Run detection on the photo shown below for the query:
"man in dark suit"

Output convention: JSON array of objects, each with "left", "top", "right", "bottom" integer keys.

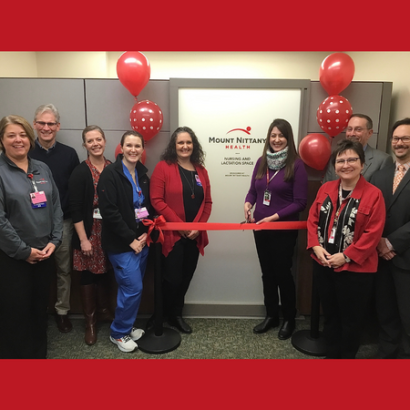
[
  {"left": 323, "top": 114, "right": 393, "bottom": 182},
  {"left": 370, "top": 118, "right": 410, "bottom": 358}
]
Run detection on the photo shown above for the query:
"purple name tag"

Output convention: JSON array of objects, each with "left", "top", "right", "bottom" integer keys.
[{"left": 135, "top": 207, "right": 149, "bottom": 220}]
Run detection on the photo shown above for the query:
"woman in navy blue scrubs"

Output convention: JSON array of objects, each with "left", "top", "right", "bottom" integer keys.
[{"left": 98, "top": 131, "right": 153, "bottom": 353}]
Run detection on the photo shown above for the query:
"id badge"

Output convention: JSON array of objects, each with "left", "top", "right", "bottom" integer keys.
[
  {"left": 328, "top": 226, "right": 336, "bottom": 244},
  {"left": 135, "top": 207, "right": 149, "bottom": 220},
  {"left": 195, "top": 175, "right": 202, "bottom": 186},
  {"left": 93, "top": 208, "right": 102, "bottom": 219},
  {"left": 30, "top": 191, "right": 47, "bottom": 209},
  {"left": 263, "top": 190, "right": 271, "bottom": 206}
]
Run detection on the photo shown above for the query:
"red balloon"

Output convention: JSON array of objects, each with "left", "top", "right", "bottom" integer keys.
[
  {"left": 319, "top": 53, "right": 355, "bottom": 95},
  {"left": 316, "top": 95, "right": 353, "bottom": 138},
  {"left": 116, "top": 51, "right": 151, "bottom": 97},
  {"left": 130, "top": 100, "right": 163, "bottom": 141},
  {"left": 299, "top": 133, "right": 331, "bottom": 170},
  {"left": 114, "top": 143, "right": 146, "bottom": 164}
]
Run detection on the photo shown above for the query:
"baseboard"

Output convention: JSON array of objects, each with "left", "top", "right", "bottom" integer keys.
[
  {"left": 66, "top": 304, "right": 306, "bottom": 320},
  {"left": 179, "top": 304, "right": 305, "bottom": 320}
]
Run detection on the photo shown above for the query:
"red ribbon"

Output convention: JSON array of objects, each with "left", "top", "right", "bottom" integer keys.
[
  {"left": 142, "top": 218, "right": 307, "bottom": 246},
  {"left": 141, "top": 215, "right": 166, "bottom": 246},
  {"left": 159, "top": 221, "right": 307, "bottom": 231}
]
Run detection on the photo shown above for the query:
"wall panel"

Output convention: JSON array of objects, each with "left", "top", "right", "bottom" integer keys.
[{"left": 0, "top": 77, "right": 392, "bottom": 316}]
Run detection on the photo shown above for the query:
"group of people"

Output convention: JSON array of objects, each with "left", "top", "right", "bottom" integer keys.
[
  {"left": 0, "top": 105, "right": 212, "bottom": 358},
  {"left": 245, "top": 113, "right": 410, "bottom": 359},
  {"left": 307, "top": 114, "right": 410, "bottom": 359},
  {"left": 0, "top": 104, "right": 409, "bottom": 360}
]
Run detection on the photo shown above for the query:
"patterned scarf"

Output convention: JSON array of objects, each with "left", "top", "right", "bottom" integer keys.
[{"left": 266, "top": 146, "right": 288, "bottom": 170}]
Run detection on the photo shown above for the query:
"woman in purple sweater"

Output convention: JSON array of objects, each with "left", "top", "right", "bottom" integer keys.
[{"left": 244, "top": 118, "right": 308, "bottom": 340}]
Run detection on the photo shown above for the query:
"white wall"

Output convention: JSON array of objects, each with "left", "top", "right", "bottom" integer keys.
[
  {"left": 0, "top": 52, "right": 38, "bottom": 77},
  {"left": 36, "top": 52, "right": 109, "bottom": 78},
  {"left": 1, "top": 51, "right": 408, "bottom": 124},
  {"left": 108, "top": 52, "right": 330, "bottom": 80}
]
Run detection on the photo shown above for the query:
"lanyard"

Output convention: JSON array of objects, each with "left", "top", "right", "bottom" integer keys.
[
  {"left": 266, "top": 168, "right": 279, "bottom": 188},
  {"left": 333, "top": 185, "right": 352, "bottom": 223},
  {"left": 122, "top": 162, "right": 143, "bottom": 207},
  {"left": 134, "top": 180, "right": 142, "bottom": 208},
  {"left": 27, "top": 173, "right": 38, "bottom": 193}
]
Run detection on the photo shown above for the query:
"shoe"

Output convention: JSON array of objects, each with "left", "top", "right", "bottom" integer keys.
[
  {"left": 168, "top": 316, "right": 192, "bottom": 334},
  {"left": 55, "top": 314, "right": 73, "bottom": 333},
  {"left": 110, "top": 335, "right": 137, "bottom": 352},
  {"left": 278, "top": 320, "right": 295, "bottom": 340},
  {"left": 253, "top": 317, "right": 280, "bottom": 334},
  {"left": 130, "top": 327, "right": 145, "bottom": 341},
  {"left": 81, "top": 284, "right": 97, "bottom": 345}
]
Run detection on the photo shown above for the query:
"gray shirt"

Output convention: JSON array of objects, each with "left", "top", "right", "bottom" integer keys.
[{"left": 0, "top": 152, "right": 63, "bottom": 260}]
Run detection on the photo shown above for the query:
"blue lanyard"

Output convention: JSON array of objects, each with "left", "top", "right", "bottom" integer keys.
[{"left": 122, "top": 162, "right": 144, "bottom": 208}]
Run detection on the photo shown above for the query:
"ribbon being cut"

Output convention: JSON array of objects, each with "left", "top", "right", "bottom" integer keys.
[{"left": 142, "top": 215, "right": 307, "bottom": 246}]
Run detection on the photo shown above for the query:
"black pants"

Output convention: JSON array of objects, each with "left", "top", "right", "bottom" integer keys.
[
  {"left": 314, "top": 260, "right": 374, "bottom": 359},
  {"left": 0, "top": 250, "right": 54, "bottom": 359},
  {"left": 375, "top": 259, "right": 410, "bottom": 359},
  {"left": 253, "top": 229, "right": 298, "bottom": 321},
  {"left": 162, "top": 237, "right": 199, "bottom": 318}
]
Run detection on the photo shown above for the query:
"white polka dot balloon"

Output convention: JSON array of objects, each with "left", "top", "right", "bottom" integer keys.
[
  {"left": 129, "top": 99, "right": 164, "bottom": 141},
  {"left": 316, "top": 95, "right": 353, "bottom": 137}
]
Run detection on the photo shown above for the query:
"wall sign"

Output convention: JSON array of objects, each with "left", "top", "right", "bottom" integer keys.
[{"left": 170, "top": 79, "right": 310, "bottom": 306}]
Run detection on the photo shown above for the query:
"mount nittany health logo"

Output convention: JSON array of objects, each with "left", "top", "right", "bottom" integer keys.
[
  {"left": 227, "top": 126, "right": 252, "bottom": 135},
  {"left": 207, "top": 126, "right": 265, "bottom": 150}
]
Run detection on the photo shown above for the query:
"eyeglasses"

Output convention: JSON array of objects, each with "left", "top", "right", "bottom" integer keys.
[
  {"left": 35, "top": 121, "right": 58, "bottom": 128},
  {"left": 335, "top": 157, "right": 360, "bottom": 165},
  {"left": 391, "top": 136, "right": 410, "bottom": 144}
]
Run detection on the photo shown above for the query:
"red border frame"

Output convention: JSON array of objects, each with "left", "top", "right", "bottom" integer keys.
[{"left": 2, "top": 0, "right": 409, "bottom": 406}]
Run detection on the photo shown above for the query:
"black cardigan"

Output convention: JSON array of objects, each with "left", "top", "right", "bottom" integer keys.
[
  {"left": 97, "top": 156, "right": 153, "bottom": 253},
  {"left": 68, "top": 159, "right": 111, "bottom": 250},
  {"left": 30, "top": 141, "right": 80, "bottom": 219}
]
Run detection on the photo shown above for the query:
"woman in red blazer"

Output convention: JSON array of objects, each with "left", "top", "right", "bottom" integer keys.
[
  {"left": 150, "top": 126, "right": 212, "bottom": 333},
  {"left": 307, "top": 139, "right": 386, "bottom": 358}
]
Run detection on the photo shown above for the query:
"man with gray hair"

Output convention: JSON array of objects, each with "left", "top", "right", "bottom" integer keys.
[
  {"left": 322, "top": 113, "right": 393, "bottom": 183},
  {"left": 29, "top": 104, "right": 80, "bottom": 333}
]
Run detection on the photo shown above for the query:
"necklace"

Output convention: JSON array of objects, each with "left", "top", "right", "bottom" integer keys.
[
  {"left": 339, "top": 184, "right": 353, "bottom": 203},
  {"left": 179, "top": 165, "right": 195, "bottom": 199}
]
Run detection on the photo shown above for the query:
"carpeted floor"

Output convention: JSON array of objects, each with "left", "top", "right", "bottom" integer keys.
[{"left": 46, "top": 315, "right": 378, "bottom": 359}]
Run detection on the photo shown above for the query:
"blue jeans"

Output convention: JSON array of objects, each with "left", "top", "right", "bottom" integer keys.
[{"left": 108, "top": 247, "right": 149, "bottom": 339}]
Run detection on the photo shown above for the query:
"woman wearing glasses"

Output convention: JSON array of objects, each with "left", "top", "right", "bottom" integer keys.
[
  {"left": 307, "top": 139, "right": 386, "bottom": 358},
  {"left": 244, "top": 118, "right": 308, "bottom": 340}
]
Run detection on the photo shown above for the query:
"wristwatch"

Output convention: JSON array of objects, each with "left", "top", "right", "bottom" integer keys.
[{"left": 343, "top": 253, "right": 351, "bottom": 263}]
